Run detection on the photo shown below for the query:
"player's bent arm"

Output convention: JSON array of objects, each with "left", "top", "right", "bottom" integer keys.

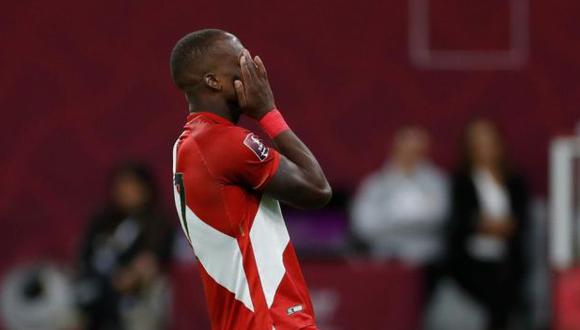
[
  {"left": 233, "top": 50, "right": 331, "bottom": 207},
  {"left": 264, "top": 130, "right": 332, "bottom": 209}
]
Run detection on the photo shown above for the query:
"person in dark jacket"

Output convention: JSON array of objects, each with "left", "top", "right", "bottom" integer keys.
[
  {"left": 77, "top": 161, "right": 174, "bottom": 330},
  {"left": 446, "top": 119, "right": 529, "bottom": 330}
]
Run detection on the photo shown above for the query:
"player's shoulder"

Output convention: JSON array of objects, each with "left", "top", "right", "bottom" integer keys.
[
  {"left": 195, "top": 123, "right": 250, "bottom": 149},
  {"left": 189, "top": 122, "right": 270, "bottom": 163},
  {"left": 180, "top": 120, "right": 241, "bottom": 149},
  {"left": 214, "top": 126, "right": 271, "bottom": 162}
]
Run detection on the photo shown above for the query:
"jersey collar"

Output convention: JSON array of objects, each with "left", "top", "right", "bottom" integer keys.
[{"left": 187, "top": 112, "right": 234, "bottom": 126}]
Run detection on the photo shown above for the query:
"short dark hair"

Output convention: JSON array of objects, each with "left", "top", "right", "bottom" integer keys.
[{"left": 170, "top": 29, "right": 228, "bottom": 90}]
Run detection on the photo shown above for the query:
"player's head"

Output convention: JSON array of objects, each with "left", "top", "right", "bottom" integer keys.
[{"left": 170, "top": 29, "right": 244, "bottom": 108}]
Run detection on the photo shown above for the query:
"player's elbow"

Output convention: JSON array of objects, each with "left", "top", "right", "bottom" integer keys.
[
  {"left": 318, "top": 182, "right": 333, "bottom": 206},
  {"left": 302, "top": 181, "right": 332, "bottom": 209}
]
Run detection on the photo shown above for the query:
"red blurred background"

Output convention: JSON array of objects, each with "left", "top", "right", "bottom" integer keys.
[{"left": 1, "top": 0, "right": 579, "bottom": 328}]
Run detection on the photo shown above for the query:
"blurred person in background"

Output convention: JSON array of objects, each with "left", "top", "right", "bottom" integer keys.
[
  {"left": 1, "top": 264, "right": 80, "bottom": 330},
  {"left": 76, "top": 162, "right": 174, "bottom": 330},
  {"left": 446, "top": 119, "right": 529, "bottom": 330},
  {"left": 351, "top": 126, "right": 449, "bottom": 304}
]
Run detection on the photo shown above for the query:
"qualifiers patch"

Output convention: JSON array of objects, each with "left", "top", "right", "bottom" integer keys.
[{"left": 243, "top": 133, "right": 269, "bottom": 161}]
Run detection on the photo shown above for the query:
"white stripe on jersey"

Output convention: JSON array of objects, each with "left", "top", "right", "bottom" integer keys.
[{"left": 250, "top": 196, "right": 290, "bottom": 308}]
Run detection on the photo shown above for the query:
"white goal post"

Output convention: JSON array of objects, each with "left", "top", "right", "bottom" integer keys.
[{"left": 549, "top": 136, "right": 580, "bottom": 270}]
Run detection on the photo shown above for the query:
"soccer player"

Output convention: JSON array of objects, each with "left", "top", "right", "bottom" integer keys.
[{"left": 169, "top": 29, "right": 332, "bottom": 330}]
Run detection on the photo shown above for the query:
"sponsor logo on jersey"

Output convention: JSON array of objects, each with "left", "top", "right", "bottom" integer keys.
[
  {"left": 243, "top": 133, "right": 269, "bottom": 161},
  {"left": 286, "top": 304, "right": 304, "bottom": 315}
]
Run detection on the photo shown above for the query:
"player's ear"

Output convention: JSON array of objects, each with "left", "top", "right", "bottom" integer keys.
[{"left": 203, "top": 73, "right": 222, "bottom": 91}]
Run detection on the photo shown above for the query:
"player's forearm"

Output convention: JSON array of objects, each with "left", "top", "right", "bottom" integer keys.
[{"left": 272, "top": 130, "right": 332, "bottom": 205}]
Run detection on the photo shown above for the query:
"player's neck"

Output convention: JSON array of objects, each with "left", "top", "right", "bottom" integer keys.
[{"left": 188, "top": 98, "right": 240, "bottom": 124}]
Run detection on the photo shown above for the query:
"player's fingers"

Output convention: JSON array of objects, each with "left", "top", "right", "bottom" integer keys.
[
  {"left": 234, "top": 80, "right": 247, "bottom": 106},
  {"left": 254, "top": 56, "right": 268, "bottom": 78},
  {"left": 243, "top": 49, "right": 258, "bottom": 79},
  {"left": 239, "top": 53, "right": 253, "bottom": 86}
]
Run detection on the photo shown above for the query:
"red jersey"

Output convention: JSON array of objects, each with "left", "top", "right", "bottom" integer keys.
[{"left": 172, "top": 112, "right": 317, "bottom": 330}]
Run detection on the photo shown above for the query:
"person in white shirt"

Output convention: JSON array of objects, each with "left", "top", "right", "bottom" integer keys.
[{"left": 351, "top": 126, "right": 449, "bottom": 300}]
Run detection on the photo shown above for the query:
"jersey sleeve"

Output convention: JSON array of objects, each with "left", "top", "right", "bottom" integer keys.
[{"left": 205, "top": 127, "right": 281, "bottom": 190}]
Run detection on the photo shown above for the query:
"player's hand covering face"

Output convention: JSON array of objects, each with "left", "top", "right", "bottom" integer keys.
[{"left": 234, "top": 49, "right": 276, "bottom": 119}]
